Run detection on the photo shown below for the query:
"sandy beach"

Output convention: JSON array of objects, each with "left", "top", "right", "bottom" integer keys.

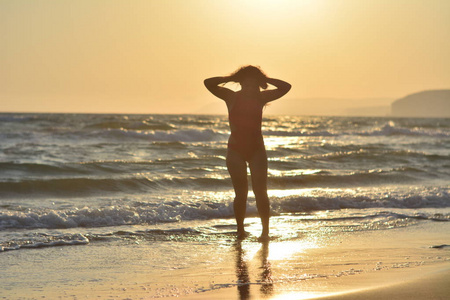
[
  {"left": 317, "top": 265, "right": 450, "bottom": 300},
  {"left": 189, "top": 263, "right": 450, "bottom": 300},
  {"left": 2, "top": 217, "right": 449, "bottom": 300}
]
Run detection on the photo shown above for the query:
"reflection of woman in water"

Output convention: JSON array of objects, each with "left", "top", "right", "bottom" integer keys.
[
  {"left": 204, "top": 66, "right": 291, "bottom": 239},
  {"left": 234, "top": 240, "right": 273, "bottom": 299}
]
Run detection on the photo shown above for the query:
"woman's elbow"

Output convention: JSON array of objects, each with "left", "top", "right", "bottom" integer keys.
[
  {"left": 283, "top": 83, "right": 292, "bottom": 94},
  {"left": 204, "top": 78, "right": 216, "bottom": 90}
]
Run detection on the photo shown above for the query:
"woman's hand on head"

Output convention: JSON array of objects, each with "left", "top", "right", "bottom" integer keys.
[
  {"left": 261, "top": 78, "right": 291, "bottom": 103},
  {"left": 204, "top": 76, "right": 235, "bottom": 102}
]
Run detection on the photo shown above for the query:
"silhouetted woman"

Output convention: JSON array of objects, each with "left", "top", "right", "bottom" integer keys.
[{"left": 204, "top": 66, "right": 291, "bottom": 239}]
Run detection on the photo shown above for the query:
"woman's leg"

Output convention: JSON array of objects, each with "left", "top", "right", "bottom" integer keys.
[
  {"left": 226, "top": 148, "right": 249, "bottom": 238},
  {"left": 249, "top": 148, "right": 270, "bottom": 238}
]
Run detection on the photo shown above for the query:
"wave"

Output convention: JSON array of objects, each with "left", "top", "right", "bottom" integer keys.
[
  {"left": 273, "top": 194, "right": 450, "bottom": 212},
  {"left": 263, "top": 130, "right": 337, "bottom": 137},
  {"left": 276, "top": 186, "right": 450, "bottom": 212},
  {"left": 47, "top": 120, "right": 450, "bottom": 143},
  {"left": 0, "top": 201, "right": 234, "bottom": 230},
  {"left": 0, "top": 166, "right": 433, "bottom": 198},
  {"left": 1, "top": 187, "right": 448, "bottom": 231},
  {"left": 303, "top": 149, "right": 450, "bottom": 165},
  {"left": 85, "top": 120, "right": 175, "bottom": 131},
  {"left": 269, "top": 168, "right": 426, "bottom": 188},
  {"left": 263, "top": 121, "right": 450, "bottom": 138},
  {"left": 0, "top": 175, "right": 232, "bottom": 197},
  {"left": 100, "top": 128, "right": 229, "bottom": 142},
  {"left": 358, "top": 122, "right": 450, "bottom": 137},
  {"left": 0, "top": 233, "right": 89, "bottom": 252},
  {"left": 3, "top": 116, "right": 449, "bottom": 147},
  {"left": 103, "top": 123, "right": 449, "bottom": 140},
  {"left": 0, "top": 162, "right": 89, "bottom": 178},
  {"left": 0, "top": 114, "right": 30, "bottom": 122},
  {"left": 0, "top": 155, "right": 227, "bottom": 179}
]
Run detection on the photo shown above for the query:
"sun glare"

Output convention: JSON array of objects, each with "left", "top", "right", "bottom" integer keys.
[
  {"left": 240, "top": 0, "right": 316, "bottom": 13},
  {"left": 227, "top": 0, "right": 320, "bottom": 27}
]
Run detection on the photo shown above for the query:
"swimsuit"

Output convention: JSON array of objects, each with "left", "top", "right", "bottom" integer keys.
[{"left": 228, "top": 93, "right": 265, "bottom": 162}]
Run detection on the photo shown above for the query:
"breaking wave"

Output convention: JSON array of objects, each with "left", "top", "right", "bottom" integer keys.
[{"left": 1, "top": 186, "right": 448, "bottom": 231}]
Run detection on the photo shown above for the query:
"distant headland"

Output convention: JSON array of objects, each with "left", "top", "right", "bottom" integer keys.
[{"left": 391, "top": 90, "right": 450, "bottom": 118}]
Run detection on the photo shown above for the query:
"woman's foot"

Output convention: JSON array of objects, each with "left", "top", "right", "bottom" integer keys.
[
  {"left": 237, "top": 230, "right": 250, "bottom": 240},
  {"left": 258, "top": 233, "right": 270, "bottom": 242}
]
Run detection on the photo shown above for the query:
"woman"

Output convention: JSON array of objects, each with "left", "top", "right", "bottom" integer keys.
[{"left": 204, "top": 66, "right": 291, "bottom": 240}]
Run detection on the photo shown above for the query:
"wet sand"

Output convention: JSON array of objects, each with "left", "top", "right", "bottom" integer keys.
[
  {"left": 1, "top": 219, "right": 449, "bottom": 299},
  {"left": 190, "top": 263, "right": 449, "bottom": 300}
]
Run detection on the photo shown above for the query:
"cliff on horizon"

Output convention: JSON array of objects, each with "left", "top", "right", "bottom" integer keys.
[{"left": 391, "top": 90, "right": 450, "bottom": 118}]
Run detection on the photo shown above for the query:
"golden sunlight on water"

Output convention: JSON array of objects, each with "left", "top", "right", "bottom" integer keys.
[
  {"left": 269, "top": 169, "right": 323, "bottom": 176},
  {"left": 267, "top": 188, "right": 344, "bottom": 198},
  {"left": 238, "top": 237, "right": 319, "bottom": 262},
  {"left": 263, "top": 137, "right": 305, "bottom": 151},
  {"left": 267, "top": 240, "right": 318, "bottom": 261},
  {"left": 270, "top": 291, "right": 335, "bottom": 300}
]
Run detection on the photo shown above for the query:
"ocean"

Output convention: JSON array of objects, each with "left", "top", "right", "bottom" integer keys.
[
  {"left": 1, "top": 113, "right": 449, "bottom": 298},
  {"left": 0, "top": 113, "right": 449, "bottom": 250}
]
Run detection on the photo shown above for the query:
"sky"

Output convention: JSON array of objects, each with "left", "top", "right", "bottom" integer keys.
[{"left": 1, "top": 0, "right": 449, "bottom": 114}]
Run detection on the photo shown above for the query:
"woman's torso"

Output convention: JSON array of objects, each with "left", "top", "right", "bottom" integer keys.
[{"left": 227, "top": 91, "right": 265, "bottom": 159}]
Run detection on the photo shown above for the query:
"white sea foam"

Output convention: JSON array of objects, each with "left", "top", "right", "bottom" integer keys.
[
  {"left": 0, "top": 233, "right": 89, "bottom": 252},
  {"left": 0, "top": 202, "right": 234, "bottom": 230},
  {"left": 1, "top": 186, "right": 448, "bottom": 230}
]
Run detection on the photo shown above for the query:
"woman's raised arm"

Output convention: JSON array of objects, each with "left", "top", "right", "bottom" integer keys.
[
  {"left": 204, "top": 76, "right": 235, "bottom": 102},
  {"left": 261, "top": 78, "right": 292, "bottom": 103}
]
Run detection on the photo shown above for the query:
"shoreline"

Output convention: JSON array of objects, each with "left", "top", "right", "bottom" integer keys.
[{"left": 1, "top": 220, "right": 449, "bottom": 299}]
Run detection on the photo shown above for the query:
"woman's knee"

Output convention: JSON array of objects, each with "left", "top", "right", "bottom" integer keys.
[
  {"left": 252, "top": 186, "right": 268, "bottom": 199},
  {"left": 255, "top": 194, "right": 269, "bottom": 205},
  {"left": 234, "top": 195, "right": 247, "bottom": 207},
  {"left": 254, "top": 184, "right": 269, "bottom": 197}
]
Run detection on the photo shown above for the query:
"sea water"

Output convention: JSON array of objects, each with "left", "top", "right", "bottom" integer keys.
[
  {"left": 1, "top": 113, "right": 450, "bottom": 298},
  {"left": 0, "top": 113, "right": 449, "bottom": 250}
]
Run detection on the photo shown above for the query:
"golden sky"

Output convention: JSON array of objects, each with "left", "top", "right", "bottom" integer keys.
[{"left": 1, "top": 0, "right": 449, "bottom": 114}]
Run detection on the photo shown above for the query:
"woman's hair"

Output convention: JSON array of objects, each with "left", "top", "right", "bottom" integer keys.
[{"left": 229, "top": 65, "right": 268, "bottom": 89}]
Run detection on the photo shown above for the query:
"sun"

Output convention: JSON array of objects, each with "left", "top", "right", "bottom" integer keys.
[
  {"left": 229, "top": 0, "right": 321, "bottom": 29},
  {"left": 239, "top": 0, "right": 317, "bottom": 15}
]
